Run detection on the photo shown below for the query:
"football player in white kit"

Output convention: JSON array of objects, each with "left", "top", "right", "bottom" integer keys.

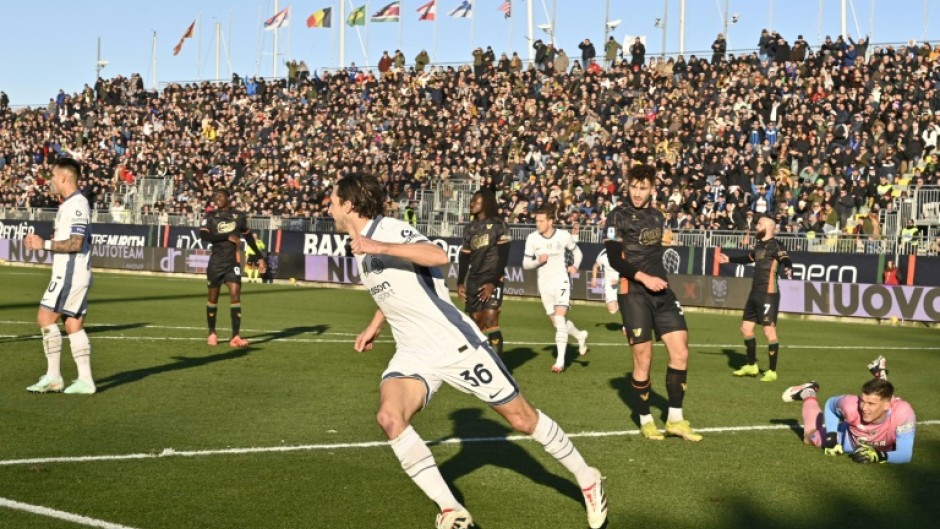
[
  {"left": 590, "top": 249, "right": 620, "bottom": 314},
  {"left": 23, "top": 158, "right": 96, "bottom": 394},
  {"left": 329, "top": 174, "right": 607, "bottom": 529},
  {"left": 523, "top": 209, "right": 589, "bottom": 373}
]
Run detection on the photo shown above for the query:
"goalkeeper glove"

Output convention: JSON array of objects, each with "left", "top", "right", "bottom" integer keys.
[
  {"left": 851, "top": 445, "right": 887, "bottom": 464},
  {"left": 823, "top": 432, "right": 843, "bottom": 456}
]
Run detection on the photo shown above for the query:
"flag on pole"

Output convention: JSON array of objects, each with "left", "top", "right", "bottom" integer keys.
[
  {"left": 172, "top": 20, "right": 196, "bottom": 56},
  {"left": 371, "top": 1, "right": 401, "bottom": 22},
  {"left": 264, "top": 6, "right": 291, "bottom": 31},
  {"left": 347, "top": 4, "right": 367, "bottom": 26},
  {"left": 306, "top": 7, "right": 332, "bottom": 28},
  {"left": 497, "top": 0, "right": 511, "bottom": 19},
  {"left": 417, "top": 0, "right": 436, "bottom": 21},
  {"left": 448, "top": 1, "right": 473, "bottom": 18}
]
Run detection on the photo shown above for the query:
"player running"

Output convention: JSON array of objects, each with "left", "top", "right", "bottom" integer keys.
[
  {"left": 457, "top": 189, "right": 511, "bottom": 355},
  {"left": 719, "top": 215, "right": 793, "bottom": 382},
  {"left": 523, "top": 207, "right": 589, "bottom": 373},
  {"left": 330, "top": 173, "right": 607, "bottom": 529},
  {"left": 200, "top": 189, "right": 266, "bottom": 347}
]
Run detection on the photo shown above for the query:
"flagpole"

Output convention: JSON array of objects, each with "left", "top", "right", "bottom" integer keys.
[
  {"left": 340, "top": 0, "right": 346, "bottom": 67},
  {"left": 527, "top": 0, "right": 534, "bottom": 63},
  {"left": 433, "top": 1, "right": 439, "bottom": 62},
  {"left": 366, "top": 0, "right": 370, "bottom": 66},
  {"left": 273, "top": 0, "right": 279, "bottom": 77},
  {"left": 256, "top": 5, "right": 263, "bottom": 76},
  {"left": 508, "top": 1, "right": 513, "bottom": 53},
  {"left": 215, "top": 22, "right": 221, "bottom": 82},
  {"left": 399, "top": 1, "right": 405, "bottom": 54},
  {"left": 470, "top": 0, "right": 476, "bottom": 50},
  {"left": 550, "top": 0, "right": 557, "bottom": 46},
  {"left": 228, "top": 11, "right": 234, "bottom": 78},
  {"left": 197, "top": 13, "right": 202, "bottom": 80},
  {"left": 151, "top": 31, "right": 158, "bottom": 90}
]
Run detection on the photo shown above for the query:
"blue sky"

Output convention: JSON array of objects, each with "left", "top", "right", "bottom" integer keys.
[{"left": 2, "top": 0, "right": 939, "bottom": 106}]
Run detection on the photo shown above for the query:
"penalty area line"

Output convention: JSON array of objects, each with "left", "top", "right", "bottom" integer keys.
[
  {"left": 1, "top": 420, "right": 938, "bottom": 468},
  {"left": 0, "top": 496, "right": 141, "bottom": 529}
]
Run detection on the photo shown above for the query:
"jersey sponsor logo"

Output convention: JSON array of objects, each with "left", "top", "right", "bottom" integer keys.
[
  {"left": 638, "top": 227, "right": 662, "bottom": 246},
  {"left": 400, "top": 229, "right": 421, "bottom": 243},
  {"left": 216, "top": 221, "right": 237, "bottom": 234},
  {"left": 368, "top": 281, "right": 395, "bottom": 301},
  {"left": 469, "top": 233, "right": 490, "bottom": 250}
]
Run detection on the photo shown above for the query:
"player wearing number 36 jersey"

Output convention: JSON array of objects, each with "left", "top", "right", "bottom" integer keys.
[{"left": 330, "top": 173, "right": 607, "bottom": 529}]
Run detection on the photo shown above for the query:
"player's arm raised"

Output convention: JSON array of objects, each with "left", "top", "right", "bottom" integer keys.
[{"left": 351, "top": 236, "right": 448, "bottom": 267}]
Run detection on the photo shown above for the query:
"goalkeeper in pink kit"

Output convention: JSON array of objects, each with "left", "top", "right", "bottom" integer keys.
[{"left": 782, "top": 356, "right": 916, "bottom": 464}]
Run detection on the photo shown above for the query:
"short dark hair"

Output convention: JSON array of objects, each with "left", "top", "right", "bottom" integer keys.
[
  {"left": 472, "top": 188, "right": 499, "bottom": 219},
  {"left": 534, "top": 205, "right": 556, "bottom": 219},
  {"left": 862, "top": 378, "right": 894, "bottom": 400},
  {"left": 53, "top": 158, "right": 82, "bottom": 180},
  {"left": 335, "top": 172, "right": 386, "bottom": 219},
  {"left": 628, "top": 164, "right": 656, "bottom": 186}
]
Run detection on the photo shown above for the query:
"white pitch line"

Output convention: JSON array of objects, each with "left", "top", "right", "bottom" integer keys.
[
  {"left": 2, "top": 333, "right": 939, "bottom": 351},
  {"left": 0, "top": 320, "right": 362, "bottom": 336},
  {"left": 0, "top": 497, "right": 141, "bottom": 529},
  {"left": 2, "top": 421, "right": 938, "bottom": 468}
]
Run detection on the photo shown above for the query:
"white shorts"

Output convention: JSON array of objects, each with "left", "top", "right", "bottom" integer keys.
[
  {"left": 382, "top": 344, "right": 519, "bottom": 407},
  {"left": 604, "top": 282, "right": 618, "bottom": 305},
  {"left": 40, "top": 271, "right": 91, "bottom": 317},
  {"left": 538, "top": 277, "right": 571, "bottom": 315}
]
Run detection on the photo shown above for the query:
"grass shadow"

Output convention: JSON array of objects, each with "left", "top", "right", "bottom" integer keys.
[
  {"left": 94, "top": 348, "right": 253, "bottom": 393},
  {"left": 501, "top": 347, "right": 538, "bottom": 373},
  {"left": 247, "top": 325, "right": 329, "bottom": 345},
  {"left": 434, "top": 408, "right": 584, "bottom": 509},
  {"left": 540, "top": 344, "right": 589, "bottom": 371},
  {"left": 769, "top": 418, "right": 804, "bottom": 441}
]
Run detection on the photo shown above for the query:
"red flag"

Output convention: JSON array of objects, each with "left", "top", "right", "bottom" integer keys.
[
  {"left": 416, "top": 0, "right": 436, "bottom": 21},
  {"left": 173, "top": 20, "right": 196, "bottom": 56}
]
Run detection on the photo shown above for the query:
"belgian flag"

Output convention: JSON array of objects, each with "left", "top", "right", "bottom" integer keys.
[{"left": 306, "top": 7, "right": 332, "bottom": 28}]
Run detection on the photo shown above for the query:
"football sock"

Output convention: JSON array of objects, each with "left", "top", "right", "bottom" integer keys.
[
  {"left": 666, "top": 367, "right": 687, "bottom": 409},
  {"left": 487, "top": 328, "right": 504, "bottom": 355},
  {"left": 565, "top": 319, "right": 582, "bottom": 337},
  {"left": 230, "top": 304, "right": 242, "bottom": 337},
  {"left": 631, "top": 377, "right": 652, "bottom": 416},
  {"left": 744, "top": 336, "right": 757, "bottom": 365},
  {"left": 667, "top": 407, "right": 684, "bottom": 423},
  {"left": 768, "top": 342, "right": 779, "bottom": 371},
  {"left": 207, "top": 303, "right": 218, "bottom": 333},
  {"left": 69, "top": 329, "right": 93, "bottom": 383},
  {"left": 390, "top": 426, "right": 461, "bottom": 511},
  {"left": 41, "top": 324, "right": 62, "bottom": 379},
  {"left": 801, "top": 396, "right": 823, "bottom": 447},
  {"left": 639, "top": 414, "right": 655, "bottom": 426},
  {"left": 553, "top": 315, "right": 568, "bottom": 368},
  {"left": 532, "top": 410, "right": 595, "bottom": 489}
]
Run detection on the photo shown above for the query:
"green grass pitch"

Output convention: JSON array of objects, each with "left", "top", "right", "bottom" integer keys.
[{"left": 0, "top": 266, "right": 938, "bottom": 529}]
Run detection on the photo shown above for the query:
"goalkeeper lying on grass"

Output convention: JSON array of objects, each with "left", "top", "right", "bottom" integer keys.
[{"left": 781, "top": 356, "right": 916, "bottom": 464}]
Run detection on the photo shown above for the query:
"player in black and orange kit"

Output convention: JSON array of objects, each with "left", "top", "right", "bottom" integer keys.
[
  {"left": 457, "top": 189, "right": 511, "bottom": 355},
  {"left": 200, "top": 189, "right": 266, "bottom": 348},
  {"left": 603, "top": 164, "right": 701, "bottom": 442},
  {"left": 719, "top": 215, "right": 793, "bottom": 381}
]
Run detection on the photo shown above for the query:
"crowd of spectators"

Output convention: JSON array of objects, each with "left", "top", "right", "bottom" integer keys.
[{"left": 2, "top": 29, "right": 940, "bottom": 239}]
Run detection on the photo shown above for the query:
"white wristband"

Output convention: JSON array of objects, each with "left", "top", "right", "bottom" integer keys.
[{"left": 43, "top": 240, "right": 52, "bottom": 251}]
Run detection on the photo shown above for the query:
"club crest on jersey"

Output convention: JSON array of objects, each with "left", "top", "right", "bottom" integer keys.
[
  {"left": 362, "top": 255, "right": 385, "bottom": 275},
  {"left": 400, "top": 229, "right": 420, "bottom": 243}
]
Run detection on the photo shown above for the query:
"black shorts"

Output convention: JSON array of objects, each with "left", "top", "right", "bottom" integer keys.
[
  {"left": 618, "top": 288, "right": 688, "bottom": 345},
  {"left": 247, "top": 254, "right": 262, "bottom": 266},
  {"left": 207, "top": 258, "right": 242, "bottom": 288},
  {"left": 465, "top": 279, "right": 504, "bottom": 314},
  {"left": 743, "top": 292, "right": 780, "bottom": 326}
]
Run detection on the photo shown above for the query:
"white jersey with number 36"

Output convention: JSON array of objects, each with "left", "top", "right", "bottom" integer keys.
[{"left": 358, "top": 216, "right": 486, "bottom": 366}]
